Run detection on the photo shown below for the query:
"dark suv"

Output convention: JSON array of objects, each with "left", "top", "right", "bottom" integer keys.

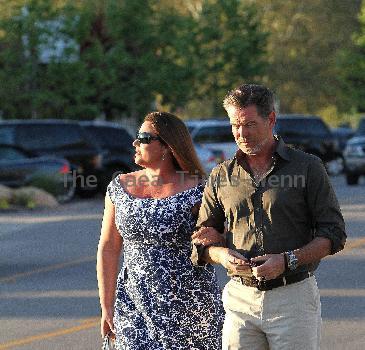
[
  {"left": 275, "top": 115, "right": 344, "bottom": 175},
  {"left": 79, "top": 121, "right": 138, "bottom": 190},
  {"left": 0, "top": 120, "right": 103, "bottom": 196}
]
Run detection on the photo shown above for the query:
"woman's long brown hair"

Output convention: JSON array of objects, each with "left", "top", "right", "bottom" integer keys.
[{"left": 144, "top": 112, "right": 206, "bottom": 178}]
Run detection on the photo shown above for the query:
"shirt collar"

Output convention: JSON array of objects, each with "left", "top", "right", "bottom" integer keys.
[{"left": 274, "top": 135, "right": 291, "bottom": 161}]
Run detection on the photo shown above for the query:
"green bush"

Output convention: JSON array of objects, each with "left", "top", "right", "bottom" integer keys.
[
  {"left": 0, "top": 198, "right": 10, "bottom": 209},
  {"left": 30, "top": 175, "right": 64, "bottom": 197},
  {"left": 12, "top": 192, "right": 36, "bottom": 209}
]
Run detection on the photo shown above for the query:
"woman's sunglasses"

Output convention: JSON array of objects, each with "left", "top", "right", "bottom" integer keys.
[{"left": 135, "top": 132, "right": 162, "bottom": 144}]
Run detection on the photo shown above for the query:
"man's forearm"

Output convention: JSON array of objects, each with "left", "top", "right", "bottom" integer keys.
[
  {"left": 202, "top": 246, "right": 225, "bottom": 264},
  {"left": 294, "top": 237, "right": 332, "bottom": 266}
]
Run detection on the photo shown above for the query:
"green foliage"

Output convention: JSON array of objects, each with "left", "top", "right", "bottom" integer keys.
[
  {"left": 194, "top": 0, "right": 268, "bottom": 114},
  {"left": 30, "top": 175, "right": 63, "bottom": 196},
  {"left": 0, "top": 0, "right": 267, "bottom": 120},
  {"left": 317, "top": 105, "right": 360, "bottom": 128},
  {"left": 336, "top": 1, "right": 365, "bottom": 114},
  {"left": 256, "top": 0, "right": 361, "bottom": 116},
  {"left": 0, "top": 198, "right": 10, "bottom": 209},
  {"left": 12, "top": 191, "right": 36, "bottom": 208}
]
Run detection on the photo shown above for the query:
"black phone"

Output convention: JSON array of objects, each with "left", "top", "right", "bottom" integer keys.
[{"left": 249, "top": 260, "right": 265, "bottom": 267}]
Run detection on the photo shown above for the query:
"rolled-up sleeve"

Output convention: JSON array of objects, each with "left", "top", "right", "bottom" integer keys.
[
  {"left": 191, "top": 167, "right": 226, "bottom": 266},
  {"left": 306, "top": 158, "right": 346, "bottom": 254}
]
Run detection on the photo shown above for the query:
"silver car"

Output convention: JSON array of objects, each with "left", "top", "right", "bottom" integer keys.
[
  {"left": 194, "top": 144, "right": 225, "bottom": 174},
  {"left": 187, "top": 119, "right": 237, "bottom": 159},
  {"left": 343, "top": 135, "right": 365, "bottom": 185}
]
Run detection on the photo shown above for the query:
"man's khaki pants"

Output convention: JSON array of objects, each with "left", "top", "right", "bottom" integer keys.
[{"left": 222, "top": 276, "right": 321, "bottom": 350}]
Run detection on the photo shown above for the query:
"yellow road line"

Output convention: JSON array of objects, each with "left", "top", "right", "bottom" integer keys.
[
  {"left": 0, "top": 235, "right": 364, "bottom": 348},
  {"left": 80, "top": 317, "right": 99, "bottom": 324},
  {"left": 320, "top": 288, "right": 365, "bottom": 297},
  {"left": 0, "top": 319, "right": 99, "bottom": 350},
  {"left": 344, "top": 237, "right": 365, "bottom": 251},
  {"left": 0, "top": 256, "right": 95, "bottom": 284}
]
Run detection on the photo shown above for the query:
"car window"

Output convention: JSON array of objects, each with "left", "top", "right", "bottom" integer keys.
[
  {"left": 0, "top": 146, "right": 27, "bottom": 160},
  {"left": 275, "top": 118, "right": 330, "bottom": 137},
  {"left": 194, "top": 126, "right": 234, "bottom": 143},
  {"left": 187, "top": 126, "right": 196, "bottom": 134},
  {"left": 0, "top": 126, "right": 16, "bottom": 145},
  {"left": 16, "top": 124, "right": 86, "bottom": 149},
  {"left": 84, "top": 126, "right": 133, "bottom": 148}
]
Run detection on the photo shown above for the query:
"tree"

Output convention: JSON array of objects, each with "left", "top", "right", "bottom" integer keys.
[
  {"left": 0, "top": 0, "right": 267, "bottom": 120},
  {"left": 255, "top": 0, "right": 361, "bottom": 114},
  {"left": 0, "top": 0, "right": 96, "bottom": 119},
  {"left": 194, "top": 0, "right": 268, "bottom": 115},
  {"left": 337, "top": 1, "right": 365, "bottom": 113}
]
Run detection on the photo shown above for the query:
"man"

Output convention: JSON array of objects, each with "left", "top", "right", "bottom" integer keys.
[{"left": 192, "top": 84, "right": 346, "bottom": 350}]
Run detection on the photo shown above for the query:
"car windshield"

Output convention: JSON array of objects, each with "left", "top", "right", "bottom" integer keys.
[
  {"left": 275, "top": 118, "right": 330, "bottom": 137},
  {"left": 84, "top": 126, "right": 133, "bottom": 148},
  {"left": 194, "top": 125, "right": 234, "bottom": 143},
  {"left": 187, "top": 125, "right": 196, "bottom": 134},
  {"left": 17, "top": 124, "right": 87, "bottom": 149}
]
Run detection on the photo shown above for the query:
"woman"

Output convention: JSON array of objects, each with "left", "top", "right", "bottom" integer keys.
[{"left": 97, "top": 112, "right": 224, "bottom": 350}]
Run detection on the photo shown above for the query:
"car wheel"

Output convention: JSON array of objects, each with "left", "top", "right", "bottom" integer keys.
[
  {"left": 325, "top": 157, "right": 344, "bottom": 176},
  {"left": 56, "top": 183, "right": 76, "bottom": 203},
  {"left": 76, "top": 178, "right": 99, "bottom": 198},
  {"left": 77, "top": 186, "right": 99, "bottom": 198},
  {"left": 100, "top": 167, "right": 130, "bottom": 192},
  {"left": 346, "top": 173, "right": 360, "bottom": 185}
]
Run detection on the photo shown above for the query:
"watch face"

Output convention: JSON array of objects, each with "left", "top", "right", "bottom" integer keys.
[{"left": 288, "top": 251, "right": 298, "bottom": 270}]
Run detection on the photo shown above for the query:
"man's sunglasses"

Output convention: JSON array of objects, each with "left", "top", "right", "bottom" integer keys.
[{"left": 135, "top": 132, "right": 162, "bottom": 144}]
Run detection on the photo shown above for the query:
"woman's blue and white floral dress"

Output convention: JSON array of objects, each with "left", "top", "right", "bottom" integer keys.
[{"left": 107, "top": 177, "right": 224, "bottom": 350}]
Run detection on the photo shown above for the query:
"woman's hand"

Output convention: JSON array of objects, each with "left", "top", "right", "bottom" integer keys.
[
  {"left": 218, "top": 248, "right": 251, "bottom": 276},
  {"left": 191, "top": 226, "right": 225, "bottom": 246},
  {"left": 100, "top": 306, "right": 116, "bottom": 338}
]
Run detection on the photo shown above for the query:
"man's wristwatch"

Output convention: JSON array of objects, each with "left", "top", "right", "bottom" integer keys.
[{"left": 284, "top": 250, "right": 298, "bottom": 271}]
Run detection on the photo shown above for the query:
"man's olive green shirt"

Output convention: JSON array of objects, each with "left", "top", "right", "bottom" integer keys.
[{"left": 193, "top": 138, "right": 346, "bottom": 276}]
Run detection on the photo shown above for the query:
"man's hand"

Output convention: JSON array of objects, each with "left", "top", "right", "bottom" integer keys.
[
  {"left": 250, "top": 254, "right": 285, "bottom": 280},
  {"left": 192, "top": 226, "right": 224, "bottom": 246},
  {"left": 217, "top": 248, "right": 251, "bottom": 277}
]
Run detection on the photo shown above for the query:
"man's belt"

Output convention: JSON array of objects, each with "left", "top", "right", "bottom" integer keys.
[{"left": 231, "top": 271, "right": 312, "bottom": 291}]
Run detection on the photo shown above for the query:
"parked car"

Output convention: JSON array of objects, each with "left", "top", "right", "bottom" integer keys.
[
  {"left": 186, "top": 119, "right": 237, "bottom": 158},
  {"left": 0, "top": 120, "right": 103, "bottom": 196},
  {"left": 331, "top": 125, "right": 355, "bottom": 152},
  {"left": 79, "top": 121, "right": 139, "bottom": 190},
  {"left": 194, "top": 144, "right": 225, "bottom": 174},
  {"left": 0, "top": 144, "right": 74, "bottom": 203},
  {"left": 343, "top": 118, "right": 365, "bottom": 185},
  {"left": 275, "top": 115, "right": 344, "bottom": 175},
  {"left": 355, "top": 117, "right": 365, "bottom": 135}
]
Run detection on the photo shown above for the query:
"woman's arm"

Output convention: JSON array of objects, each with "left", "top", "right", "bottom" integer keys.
[{"left": 96, "top": 194, "right": 123, "bottom": 337}]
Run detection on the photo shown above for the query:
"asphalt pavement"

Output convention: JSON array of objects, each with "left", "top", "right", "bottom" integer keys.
[{"left": 0, "top": 175, "right": 364, "bottom": 350}]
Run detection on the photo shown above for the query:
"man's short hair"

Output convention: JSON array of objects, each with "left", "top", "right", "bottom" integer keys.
[{"left": 223, "top": 84, "right": 275, "bottom": 119}]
